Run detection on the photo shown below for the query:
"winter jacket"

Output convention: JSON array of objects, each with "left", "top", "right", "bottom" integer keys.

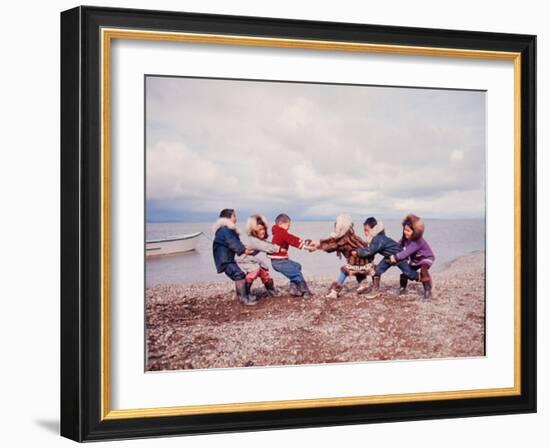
[
  {"left": 268, "top": 225, "right": 304, "bottom": 260},
  {"left": 356, "top": 222, "right": 401, "bottom": 259},
  {"left": 212, "top": 218, "right": 246, "bottom": 273},
  {"left": 395, "top": 237, "right": 435, "bottom": 266},
  {"left": 237, "top": 254, "right": 269, "bottom": 273},
  {"left": 395, "top": 214, "right": 435, "bottom": 266},
  {"left": 318, "top": 214, "right": 369, "bottom": 266},
  {"left": 237, "top": 236, "right": 280, "bottom": 273}
]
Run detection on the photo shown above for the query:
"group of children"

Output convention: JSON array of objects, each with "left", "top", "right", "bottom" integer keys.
[{"left": 212, "top": 209, "right": 435, "bottom": 306}]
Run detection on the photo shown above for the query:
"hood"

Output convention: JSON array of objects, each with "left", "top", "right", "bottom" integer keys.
[
  {"left": 246, "top": 214, "right": 270, "bottom": 237},
  {"left": 330, "top": 213, "right": 354, "bottom": 238},
  {"left": 366, "top": 221, "right": 385, "bottom": 244},
  {"left": 212, "top": 217, "right": 240, "bottom": 234},
  {"left": 402, "top": 213, "right": 424, "bottom": 240}
]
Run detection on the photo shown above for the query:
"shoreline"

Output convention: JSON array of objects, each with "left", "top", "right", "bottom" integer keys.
[
  {"left": 146, "top": 250, "right": 485, "bottom": 288},
  {"left": 146, "top": 251, "right": 485, "bottom": 371}
]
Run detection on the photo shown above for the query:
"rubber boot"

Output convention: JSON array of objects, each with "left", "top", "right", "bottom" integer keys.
[
  {"left": 422, "top": 280, "right": 433, "bottom": 300},
  {"left": 355, "top": 274, "right": 367, "bottom": 284},
  {"left": 298, "top": 280, "right": 314, "bottom": 298},
  {"left": 365, "top": 276, "right": 381, "bottom": 299},
  {"left": 356, "top": 277, "right": 372, "bottom": 295},
  {"left": 399, "top": 274, "right": 408, "bottom": 295},
  {"left": 245, "top": 282, "right": 257, "bottom": 302},
  {"left": 326, "top": 281, "right": 342, "bottom": 299},
  {"left": 289, "top": 281, "right": 303, "bottom": 297},
  {"left": 264, "top": 279, "right": 280, "bottom": 297},
  {"left": 235, "top": 279, "right": 257, "bottom": 306}
]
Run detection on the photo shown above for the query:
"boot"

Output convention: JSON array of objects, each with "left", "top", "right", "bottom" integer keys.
[
  {"left": 399, "top": 274, "right": 408, "bottom": 295},
  {"left": 289, "top": 281, "right": 303, "bottom": 297},
  {"left": 355, "top": 274, "right": 367, "bottom": 284},
  {"left": 326, "top": 281, "right": 342, "bottom": 299},
  {"left": 422, "top": 280, "right": 433, "bottom": 300},
  {"left": 356, "top": 280, "right": 371, "bottom": 295},
  {"left": 245, "top": 282, "right": 257, "bottom": 302},
  {"left": 264, "top": 279, "right": 280, "bottom": 297},
  {"left": 235, "top": 279, "right": 257, "bottom": 306},
  {"left": 297, "top": 280, "right": 314, "bottom": 298},
  {"left": 365, "top": 276, "right": 381, "bottom": 299}
]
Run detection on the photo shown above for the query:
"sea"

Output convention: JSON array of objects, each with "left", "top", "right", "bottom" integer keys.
[{"left": 145, "top": 219, "right": 484, "bottom": 287}]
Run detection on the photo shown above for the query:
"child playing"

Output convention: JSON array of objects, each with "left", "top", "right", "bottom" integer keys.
[
  {"left": 212, "top": 208, "right": 257, "bottom": 306},
  {"left": 388, "top": 214, "right": 436, "bottom": 299},
  {"left": 312, "top": 213, "right": 375, "bottom": 299},
  {"left": 353, "top": 216, "right": 413, "bottom": 299},
  {"left": 236, "top": 214, "right": 282, "bottom": 298},
  {"left": 268, "top": 213, "right": 315, "bottom": 298}
]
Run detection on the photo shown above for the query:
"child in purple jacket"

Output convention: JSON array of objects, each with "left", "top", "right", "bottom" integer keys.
[{"left": 389, "top": 214, "right": 436, "bottom": 299}]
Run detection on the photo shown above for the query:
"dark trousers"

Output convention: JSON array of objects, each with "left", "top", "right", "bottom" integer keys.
[
  {"left": 271, "top": 259, "right": 305, "bottom": 283},
  {"left": 375, "top": 258, "right": 419, "bottom": 280},
  {"left": 222, "top": 262, "right": 246, "bottom": 281}
]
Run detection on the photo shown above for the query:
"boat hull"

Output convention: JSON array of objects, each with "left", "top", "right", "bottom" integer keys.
[{"left": 146, "top": 232, "right": 202, "bottom": 257}]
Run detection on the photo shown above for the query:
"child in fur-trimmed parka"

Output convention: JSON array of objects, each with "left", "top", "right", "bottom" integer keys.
[
  {"left": 389, "top": 214, "right": 436, "bottom": 299},
  {"left": 212, "top": 208, "right": 256, "bottom": 306},
  {"left": 312, "top": 213, "right": 375, "bottom": 299},
  {"left": 236, "top": 214, "right": 282, "bottom": 298},
  {"left": 353, "top": 217, "right": 409, "bottom": 299}
]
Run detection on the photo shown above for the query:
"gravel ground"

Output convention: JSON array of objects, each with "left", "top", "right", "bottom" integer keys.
[{"left": 146, "top": 252, "right": 485, "bottom": 371}]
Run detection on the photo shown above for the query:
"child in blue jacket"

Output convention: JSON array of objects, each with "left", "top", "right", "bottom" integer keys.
[
  {"left": 353, "top": 217, "right": 419, "bottom": 299},
  {"left": 212, "top": 209, "right": 256, "bottom": 305}
]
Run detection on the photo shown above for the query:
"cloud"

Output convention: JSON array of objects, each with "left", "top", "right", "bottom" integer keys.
[
  {"left": 146, "top": 76, "right": 486, "bottom": 221},
  {"left": 392, "top": 189, "right": 485, "bottom": 216},
  {"left": 450, "top": 149, "right": 465, "bottom": 161},
  {"left": 146, "top": 141, "right": 239, "bottom": 199}
]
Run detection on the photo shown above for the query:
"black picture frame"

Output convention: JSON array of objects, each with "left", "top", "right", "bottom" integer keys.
[{"left": 61, "top": 5, "right": 536, "bottom": 442}]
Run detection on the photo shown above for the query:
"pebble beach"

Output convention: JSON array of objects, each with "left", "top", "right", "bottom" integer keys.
[{"left": 146, "top": 251, "right": 485, "bottom": 371}]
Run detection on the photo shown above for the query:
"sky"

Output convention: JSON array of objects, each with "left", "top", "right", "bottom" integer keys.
[{"left": 145, "top": 76, "right": 486, "bottom": 222}]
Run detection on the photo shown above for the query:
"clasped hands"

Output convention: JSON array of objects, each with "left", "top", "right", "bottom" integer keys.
[{"left": 304, "top": 239, "right": 320, "bottom": 252}]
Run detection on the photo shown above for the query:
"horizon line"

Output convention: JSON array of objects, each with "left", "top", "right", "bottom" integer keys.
[{"left": 146, "top": 216, "right": 485, "bottom": 224}]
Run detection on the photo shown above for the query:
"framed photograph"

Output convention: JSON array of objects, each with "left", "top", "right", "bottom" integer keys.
[{"left": 60, "top": 6, "right": 536, "bottom": 442}]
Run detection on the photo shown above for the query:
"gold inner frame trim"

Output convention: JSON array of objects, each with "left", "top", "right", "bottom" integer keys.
[{"left": 100, "top": 27, "right": 522, "bottom": 421}]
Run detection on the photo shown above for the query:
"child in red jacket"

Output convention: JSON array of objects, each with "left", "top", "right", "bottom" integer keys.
[{"left": 268, "top": 213, "right": 315, "bottom": 297}]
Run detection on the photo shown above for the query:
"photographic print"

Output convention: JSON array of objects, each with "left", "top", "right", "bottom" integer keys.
[
  {"left": 145, "top": 75, "right": 486, "bottom": 372},
  {"left": 61, "top": 8, "right": 536, "bottom": 440}
]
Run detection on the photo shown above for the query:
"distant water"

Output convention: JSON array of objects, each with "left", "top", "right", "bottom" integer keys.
[{"left": 145, "top": 219, "right": 484, "bottom": 287}]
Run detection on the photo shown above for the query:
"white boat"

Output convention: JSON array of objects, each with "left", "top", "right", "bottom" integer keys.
[{"left": 146, "top": 232, "right": 202, "bottom": 257}]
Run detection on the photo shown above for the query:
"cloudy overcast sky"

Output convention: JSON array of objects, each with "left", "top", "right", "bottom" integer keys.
[{"left": 146, "top": 76, "right": 485, "bottom": 222}]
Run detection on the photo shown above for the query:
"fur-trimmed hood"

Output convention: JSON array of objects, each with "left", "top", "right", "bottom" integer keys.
[
  {"left": 330, "top": 213, "right": 354, "bottom": 239},
  {"left": 366, "top": 222, "right": 385, "bottom": 244},
  {"left": 402, "top": 214, "right": 424, "bottom": 240},
  {"left": 212, "top": 217, "right": 240, "bottom": 234},
  {"left": 246, "top": 214, "right": 270, "bottom": 237},
  {"left": 356, "top": 221, "right": 401, "bottom": 259}
]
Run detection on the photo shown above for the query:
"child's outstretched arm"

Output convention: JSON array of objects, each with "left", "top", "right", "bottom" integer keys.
[
  {"left": 285, "top": 231, "right": 305, "bottom": 249},
  {"left": 356, "top": 240, "right": 381, "bottom": 259},
  {"left": 247, "top": 238, "right": 280, "bottom": 254},
  {"left": 394, "top": 240, "right": 421, "bottom": 262},
  {"left": 315, "top": 237, "right": 339, "bottom": 253}
]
